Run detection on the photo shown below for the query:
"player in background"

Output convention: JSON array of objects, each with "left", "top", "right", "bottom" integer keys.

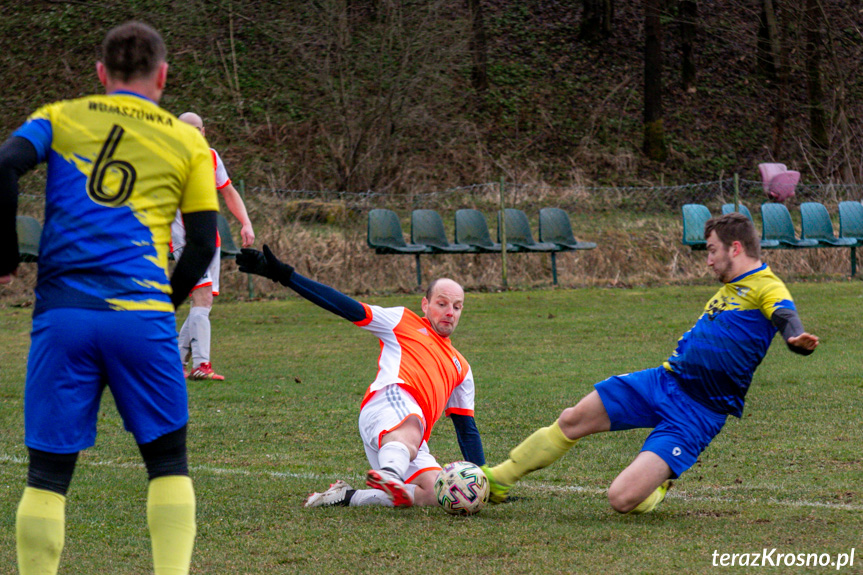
[
  {"left": 0, "top": 22, "right": 218, "bottom": 575},
  {"left": 483, "top": 213, "right": 819, "bottom": 514},
  {"left": 236, "top": 246, "right": 486, "bottom": 508},
  {"left": 171, "top": 112, "right": 255, "bottom": 381}
]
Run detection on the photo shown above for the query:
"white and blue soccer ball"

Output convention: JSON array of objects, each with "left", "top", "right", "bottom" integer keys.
[{"left": 434, "top": 461, "right": 490, "bottom": 515}]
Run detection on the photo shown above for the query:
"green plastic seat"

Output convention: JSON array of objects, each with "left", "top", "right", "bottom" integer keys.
[
  {"left": 454, "top": 209, "right": 513, "bottom": 252},
  {"left": 800, "top": 202, "right": 856, "bottom": 247},
  {"left": 16, "top": 215, "right": 42, "bottom": 263},
  {"left": 538, "top": 208, "right": 597, "bottom": 250},
  {"left": 682, "top": 204, "right": 711, "bottom": 249},
  {"left": 498, "top": 209, "right": 558, "bottom": 252},
  {"left": 838, "top": 201, "right": 863, "bottom": 242},
  {"left": 367, "top": 209, "right": 428, "bottom": 254},
  {"left": 217, "top": 213, "right": 242, "bottom": 259},
  {"left": 760, "top": 203, "right": 818, "bottom": 248},
  {"left": 411, "top": 209, "right": 472, "bottom": 253}
]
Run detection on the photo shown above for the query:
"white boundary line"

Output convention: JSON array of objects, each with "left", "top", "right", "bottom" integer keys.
[{"left": 3, "top": 453, "right": 860, "bottom": 511}]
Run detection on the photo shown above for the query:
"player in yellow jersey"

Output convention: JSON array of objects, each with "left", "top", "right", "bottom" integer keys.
[
  {"left": 0, "top": 22, "right": 218, "bottom": 575},
  {"left": 482, "top": 213, "right": 819, "bottom": 514}
]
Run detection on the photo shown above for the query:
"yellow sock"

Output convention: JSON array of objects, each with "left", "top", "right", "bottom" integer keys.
[
  {"left": 492, "top": 419, "right": 579, "bottom": 486},
  {"left": 17, "top": 487, "right": 66, "bottom": 575},
  {"left": 148, "top": 475, "right": 196, "bottom": 575},
  {"left": 628, "top": 481, "right": 671, "bottom": 515}
]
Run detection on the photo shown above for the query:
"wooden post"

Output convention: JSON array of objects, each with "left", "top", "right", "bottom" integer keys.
[{"left": 499, "top": 178, "right": 508, "bottom": 288}]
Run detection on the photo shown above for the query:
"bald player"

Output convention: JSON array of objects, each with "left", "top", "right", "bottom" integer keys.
[
  {"left": 236, "top": 246, "right": 487, "bottom": 508},
  {"left": 171, "top": 112, "right": 255, "bottom": 381}
]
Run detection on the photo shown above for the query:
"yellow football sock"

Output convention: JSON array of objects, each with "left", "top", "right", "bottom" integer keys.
[
  {"left": 148, "top": 475, "right": 196, "bottom": 575},
  {"left": 492, "top": 419, "right": 579, "bottom": 486},
  {"left": 628, "top": 481, "right": 671, "bottom": 515},
  {"left": 17, "top": 487, "right": 66, "bottom": 575}
]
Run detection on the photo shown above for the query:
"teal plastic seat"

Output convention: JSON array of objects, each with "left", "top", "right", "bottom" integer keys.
[
  {"left": 800, "top": 202, "right": 856, "bottom": 247},
  {"left": 498, "top": 209, "right": 558, "bottom": 252},
  {"left": 721, "top": 203, "right": 753, "bottom": 221},
  {"left": 538, "top": 208, "right": 597, "bottom": 250},
  {"left": 411, "top": 209, "right": 472, "bottom": 253},
  {"left": 760, "top": 203, "right": 818, "bottom": 248},
  {"left": 838, "top": 201, "right": 863, "bottom": 277},
  {"left": 217, "top": 213, "right": 242, "bottom": 259},
  {"left": 367, "top": 208, "right": 428, "bottom": 287},
  {"left": 16, "top": 215, "right": 42, "bottom": 263},
  {"left": 454, "top": 209, "right": 513, "bottom": 252},
  {"left": 682, "top": 204, "right": 711, "bottom": 249}
]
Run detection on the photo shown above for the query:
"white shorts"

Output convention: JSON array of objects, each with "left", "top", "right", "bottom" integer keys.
[
  {"left": 358, "top": 384, "right": 441, "bottom": 483},
  {"left": 173, "top": 245, "right": 220, "bottom": 296}
]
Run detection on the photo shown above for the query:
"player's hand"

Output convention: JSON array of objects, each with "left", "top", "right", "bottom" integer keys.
[
  {"left": 240, "top": 223, "right": 255, "bottom": 248},
  {"left": 788, "top": 332, "right": 819, "bottom": 351},
  {"left": 237, "top": 244, "right": 294, "bottom": 285}
]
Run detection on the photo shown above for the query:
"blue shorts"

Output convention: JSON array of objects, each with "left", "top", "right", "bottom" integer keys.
[
  {"left": 25, "top": 308, "right": 188, "bottom": 453},
  {"left": 594, "top": 366, "right": 727, "bottom": 478}
]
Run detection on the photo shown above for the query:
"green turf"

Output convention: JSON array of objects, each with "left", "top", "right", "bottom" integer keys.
[{"left": 1, "top": 284, "right": 861, "bottom": 574}]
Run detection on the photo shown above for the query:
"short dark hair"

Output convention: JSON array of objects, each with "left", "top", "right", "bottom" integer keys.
[
  {"left": 102, "top": 21, "right": 166, "bottom": 82},
  {"left": 704, "top": 212, "right": 760, "bottom": 258}
]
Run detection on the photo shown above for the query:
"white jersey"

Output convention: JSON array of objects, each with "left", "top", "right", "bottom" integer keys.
[{"left": 171, "top": 148, "right": 230, "bottom": 251}]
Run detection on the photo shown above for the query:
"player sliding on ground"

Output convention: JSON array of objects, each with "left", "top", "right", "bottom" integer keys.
[
  {"left": 236, "top": 246, "right": 487, "bottom": 508},
  {"left": 482, "top": 212, "right": 819, "bottom": 514}
]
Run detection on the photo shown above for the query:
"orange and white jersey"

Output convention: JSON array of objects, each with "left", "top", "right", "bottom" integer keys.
[
  {"left": 171, "top": 148, "right": 228, "bottom": 251},
  {"left": 356, "top": 303, "right": 475, "bottom": 442}
]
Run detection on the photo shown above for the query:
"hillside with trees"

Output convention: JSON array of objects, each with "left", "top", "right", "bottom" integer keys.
[{"left": 3, "top": 0, "right": 863, "bottom": 194}]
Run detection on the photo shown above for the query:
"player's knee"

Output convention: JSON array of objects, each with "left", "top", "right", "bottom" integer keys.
[
  {"left": 606, "top": 483, "right": 639, "bottom": 514},
  {"left": 139, "top": 426, "right": 189, "bottom": 480},
  {"left": 27, "top": 448, "right": 78, "bottom": 495}
]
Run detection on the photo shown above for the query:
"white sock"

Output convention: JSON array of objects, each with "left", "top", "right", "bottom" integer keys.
[
  {"left": 177, "top": 317, "right": 191, "bottom": 363},
  {"left": 377, "top": 442, "right": 410, "bottom": 478},
  {"left": 348, "top": 489, "right": 394, "bottom": 507},
  {"left": 188, "top": 306, "right": 211, "bottom": 366}
]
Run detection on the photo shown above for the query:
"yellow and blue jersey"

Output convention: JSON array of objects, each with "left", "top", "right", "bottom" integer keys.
[
  {"left": 663, "top": 264, "right": 795, "bottom": 417},
  {"left": 14, "top": 91, "right": 218, "bottom": 314}
]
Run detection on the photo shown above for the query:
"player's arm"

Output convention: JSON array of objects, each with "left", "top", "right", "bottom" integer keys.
[
  {"left": 237, "top": 245, "right": 365, "bottom": 322},
  {"left": 170, "top": 210, "right": 217, "bottom": 308},
  {"left": 0, "top": 136, "right": 39, "bottom": 282},
  {"left": 218, "top": 182, "right": 255, "bottom": 247},
  {"left": 450, "top": 414, "right": 486, "bottom": 466},
  {"left": 771, "top": 307, "right": 819, "bottom": 355}
]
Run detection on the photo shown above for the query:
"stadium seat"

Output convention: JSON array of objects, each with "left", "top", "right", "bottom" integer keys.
[
  {"left": 721, "top": 203, "right": 780, "bottom": 249},
  {"left": 760, "top": 203, "right": 818, "bottom": 248},
  {"left": 217, "top": 213, "right": 241, "bottom": 259},
  {"left": 16, "top": 215, "right": 41, "bottom": 263},
  {"left": 497, "top": 209, "right": 558, "bottom": 252},
  {"left": 681, "top": 203, "right": 711, "bottom": 249},
  {"left": 410, "top": 209, "right": 473, "bottom": 253},
  {"left": 367, "top": 208, "right": 429, "bottom": 287},
  {"left": 838, "top": 201, "right": 863, "bottom": 276},
  {"left": 454, "top": 209, "right": 513, "bottom": 253},
  {"left": 800, "top": 202, "right": 856, "bottom": 247},
  {"left": 538, "top": 208, "right": 597, "bottom": 285},
  {"left": 758, "top": 163, "right": 800, "bottom": 202}
]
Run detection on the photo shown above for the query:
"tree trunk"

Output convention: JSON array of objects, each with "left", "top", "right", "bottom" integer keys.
[
  {"left": 679, "top": 0, "right": 696, "bottom": 92},
  {"left": 467, "top": 0, "right": 489, "bottom": 93},
  {"left": 756, "top": 2, "right": 776, "bottom": 80},
  {"left": 643, "top": 0, "right": 667, "bottom": 162},
  {"left": 762, "top": 0, "right": 786, "bottom": 157},
  {"left": 805, "top": 0, "right": 829, "bottom": 149},
  {"left": 580, "top": 0, "right": 614, "bottom": 43}
]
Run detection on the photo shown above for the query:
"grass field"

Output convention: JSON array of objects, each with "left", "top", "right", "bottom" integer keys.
[{"left": 1, "top": 283, "right": 861, "bottom": 574}]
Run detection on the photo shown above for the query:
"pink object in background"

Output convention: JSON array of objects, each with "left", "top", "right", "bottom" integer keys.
[{"left": 758, "top": 163, "right": 800, "bottom": 202}]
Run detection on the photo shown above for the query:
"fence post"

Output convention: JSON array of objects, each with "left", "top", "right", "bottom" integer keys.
[
  {"left": 499, "top": 178, "right": 508, "bottom": 288},
  {"left": 238, "top": 179, "right": 255, "bottom": 299}
]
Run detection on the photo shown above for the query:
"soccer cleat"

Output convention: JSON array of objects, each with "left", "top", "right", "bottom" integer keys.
[
  {"left": 304, "top": 480, "right": 354, "bottom": 508},
  {"left": 188, "top": 362, "right": 225, "bottom": 381},
  {"left": 480, "top": 465, "right": 511, "bottom": 504},
  {"left": 365, "top": 468, "right": 414, "bottom": 508},
  {"left": 628, "top": 480, "right": 673, "bottom": 514}
]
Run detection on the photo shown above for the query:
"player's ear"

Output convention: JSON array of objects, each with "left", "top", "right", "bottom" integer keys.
[
  {"left": 421, "top": 297, "right": 429, "bottom": 315},
  {"left": 96, "top": 62, "right": 108, "bottom": 87},
  {"left": 155, "top": 62, "right": 168, "bottom": 90}
]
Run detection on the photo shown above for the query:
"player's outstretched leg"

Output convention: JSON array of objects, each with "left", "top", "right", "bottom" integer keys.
[{"left": 484, "top": 419, "right": 579, "bottom": 503}]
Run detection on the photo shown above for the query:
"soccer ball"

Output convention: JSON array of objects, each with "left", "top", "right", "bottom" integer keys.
[{"left": 433, "top": 461, "right": 489, "bottom": 516}]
